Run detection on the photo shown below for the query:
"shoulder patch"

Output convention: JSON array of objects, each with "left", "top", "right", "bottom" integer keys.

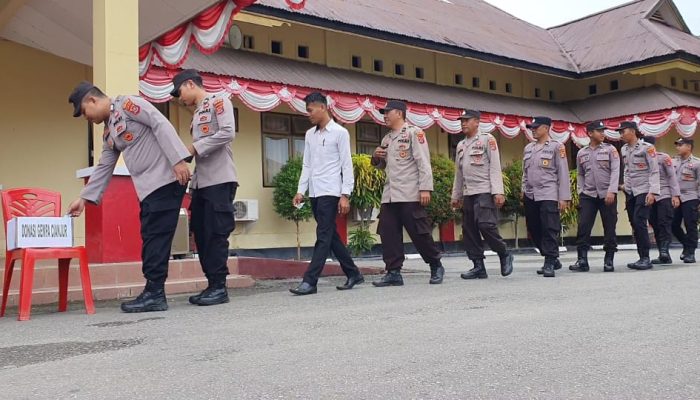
[
  {"left": 665, "top": 156, "right": 672, "bottom": 167},
  {"left": 214, "top": 98, "right": 225, "bottom": 115},
  {"left": 416, "top": 130, "right": 426, "bottom": 144},
  {"left": 122, "top": 98, "right": 141, "bottom": 115},
  {"left": 488, "top": 137, "right": 498, "bottom": 151},
  {"left": 647, "top": 146, "right": 656, "bottom": 158},
  {"left": 559, "top": 145, "right": 566, "bottom": 159}
]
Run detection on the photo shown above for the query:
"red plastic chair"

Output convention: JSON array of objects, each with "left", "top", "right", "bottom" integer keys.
[{"left": 1, "top": 188, "right": 95, "bottom": 321}]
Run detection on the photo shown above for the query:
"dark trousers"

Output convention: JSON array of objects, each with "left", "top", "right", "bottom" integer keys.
[
  {"left": 524, "top": 198, "right": 561, "bottom": 259},
  {"left": 377, "top": 202, "right": 441, "bottom": 271},
  {"left": 575, "top": 194, "right": 618, "bottom": 252},
  {"left": 462, "top": 194, "right": 507, "bottom": 260},
  {"left": 190, "top": 182, "right": 237, "bottom": 282},
  {"left": 649, "top": 198, "right": 674, "bottom": 245},
  {"left": 139, "top": 181, "right": 187, "bottom": 285},
  {"left": 672, "top": 199, "right": 699, "bottom": 251},
  {"left": 302, "top": 196, "right": 360, "bottom": 286},
  {"left": 625, "top": 193, "right": 651, "bottom": 254}
]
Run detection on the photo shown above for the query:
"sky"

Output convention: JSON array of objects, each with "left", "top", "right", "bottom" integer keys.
[{"left": 482, "top": 0, "right": 700, "bottom": 34}]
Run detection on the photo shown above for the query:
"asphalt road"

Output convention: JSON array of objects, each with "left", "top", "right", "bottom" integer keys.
[{"left": 1, "top": 249, "right": 699, "bottom": 399}]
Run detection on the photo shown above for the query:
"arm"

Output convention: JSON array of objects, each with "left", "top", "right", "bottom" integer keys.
[
  {"left": 192, "top": 96, "right": 235, "bottom": 157},
  {"left": 487, "top": 136, "right": 505, "bottom": 195},
  {"left": 296, "top": 132, "right": 311, "bottom": 195},
  {"left": 127, "top": 96, "right": 190, "bottom": 166},
  {"left": 667, "top": 158, "right": 681, "bottom": 197},
  {"left": 557, "top": 143, "right": 572, "bottom": 201},
  {"left": 647, "top": 146, "right": 661, "bottom": 195},
  {"left": 80, "top": 138, "right": 121, "bottom": 204},
  {"left": 338, "top": 130, "right": 354, "bottom": 196},
  {"left": 451, "top": 147, "right": 464, "bottom": 202},
  {"left": 412, "top": 129, "right": 433, "bottom": 192},
  {"left": 576, "top": 154, "right": 584, "bottom": 195},
  {"left": 607, "top": 148, "right": 620, "bottom": 194}
]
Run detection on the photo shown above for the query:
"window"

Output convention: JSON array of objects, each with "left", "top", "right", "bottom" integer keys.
[
  {"left": 415, "top": 67, "right": 424, "bottom": 79},
  {"left": 589, "top": 84, "right": 597, "bottom": 95},
  {"left": 448, "top": 132, "right": 463, "bottom": 161},
  {"left": 548, "top": 90, "right": 555, "bottom": 100},
  {"left": 455, "top": 74, "right": 463, "bottom": 85},
  {"left": 356, "top": 122, "right": 384, "bottom": 155},
  {"left": 395, "top": 63, "right": 405, "bottom": 76},
  {"left": 610, "top": 80, "right": 619, "bottom": 91},
  {"left": 373, "top": 59, "right": 383, "bottom": 72},
  {"left": 505, "top": 83, "right": 512, "bottom": 93},
  {"left": 152, "top": 101, "right": 169, "bottom": 119},
  {"left": 472, "top": 77, "right": 480, "bottom": 88},
  {"left": 297, "top": 45, "right": 309, "bottom": 59},
  {"left": 683, "top": 79, "right": 689, "bottom": 90},
  {"left": 271, "top": 40, "right": 283, "bottom": 55},
  {"left": 695, "top": 82, "right": 699, "bottom": 92},
  {"left": 534, "top": 88, "right": 541, "bottom": 98},
  {"left": 351, "top": 55, "right": 362, "bottom": 68},
  {"left": 489, "top": 80, "right": 497, "bottom": 90},
  {"left": 262, "top": 113, "right": 312, "bottom": 186},
  {"left": 670, "top": 76, "right": 677, "bottom": 87},
  {"left": 243, "top": 35, "right": 254, "bottom": 49}
]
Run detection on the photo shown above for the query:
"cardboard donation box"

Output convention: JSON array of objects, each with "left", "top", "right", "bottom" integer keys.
[{"left": 6, "top": 216, "right": 74, "bottom": 251}]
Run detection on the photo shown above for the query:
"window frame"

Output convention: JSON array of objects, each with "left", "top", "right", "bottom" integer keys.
[{"left": 261, "top": 112, "right": 312, "bottom": 187}]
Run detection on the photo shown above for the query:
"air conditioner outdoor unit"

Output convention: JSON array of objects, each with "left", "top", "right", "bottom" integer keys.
[{"left": 233, "top": 199, "right": 259, "bottom": 221}]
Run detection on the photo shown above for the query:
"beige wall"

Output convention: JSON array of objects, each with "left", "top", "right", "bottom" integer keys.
[{"left": 0, "top": 40, "right": 91, "bottom": 252}]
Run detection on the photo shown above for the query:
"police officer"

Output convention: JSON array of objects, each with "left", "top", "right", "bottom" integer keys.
[
  {"left": 450, "top": 109, "right": 513, "bottom": 279},
  {"left": 644, "top": 136, "right": 680, "bottom": 265},
  {"left": 619, "top": 121, "right": 660, "bottom": 270},
  {"left": 170, "top": 69, "right": 238, "bottom": 306},
  {"left": 522, "top": 116, "right": 571, "bottom": 278},
  {"left": 371, "top": 100, "right": 444, "bottom": 286},
  {"left": 672, "top": 137, "right": 700, "bottom": 263},
  {"left": 67, "top": 81, "right": 192, "bottom": 313},
  {"left": 569, "top": 121, "right": 620, "bottom": 272}
]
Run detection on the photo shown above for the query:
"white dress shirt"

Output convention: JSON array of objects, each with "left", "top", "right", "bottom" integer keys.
[{"left": 297, "top": 119, "right": 354, "bottom": 198}]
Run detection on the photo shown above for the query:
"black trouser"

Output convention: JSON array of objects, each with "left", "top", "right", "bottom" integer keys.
[
  {"left": 625, "top": 193, "right": 651, "bottom": 254},
  {"left": 524, "top": 198, "right": 561, "bottom": 259},
  {"left": 190, "top": 182, "right": 237, "bottom": 282},
  {"left": 139, "top": 181, "right": 187, "bottom": 285},
  {"left": 462, "top": 194, "right": 507, "bottom": 260},
  {"left": 377, "top": 202, "right": 441, "bottom": 271},
  {"left": 649, "top": 198, "right": 674, "bottom": 246},
  {"left": 672, "top": 199, "right": 699, "bottom": 251},
  {"left": 302, "top": 196, "right": 360, "bottom": 286},
  {"left": 575, "top": 194, "right": 618, "bottom": 253}
]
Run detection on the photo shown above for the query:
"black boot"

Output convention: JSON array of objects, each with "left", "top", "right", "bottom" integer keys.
[
  {"left": 461, "top": 259, "right": 488, "bottom": 280},
  {"left": 537, "top": 258, "right": 562, "bottom": 275},
  {"left": 684, "top": 249, "right": 696, "bottom": 263},
  {"left": 429, "top": 262, "right": 445, "bottom": 284},
  {"left": 603, "top": 251, "right": 615, "bottom": 272},
  {"left": 121, "top": 281, "right": 168, "bottom": 313},
  {"left": 192, "top": 278, "right": 229, "bottom": 306},
  {"left": 499, "top": 252, "right": 514, "bottom": 277},
  {"left": 629, "top": 249, "right": 653, "bottom": 270},
  {"left": 651, "top": 242, "right": 672, "bottom": 265},
  {"left": 372, "top": 270, "right": 404, "bottom": 287},
  {"left": 680, "top": 246, "right": 687, "bottom": 260},
  {"left": 569, "top": 248, "right": 590, "bottom": 272},
  {"left": 542, "top": 259, "right": 555, "bottom": 277}
]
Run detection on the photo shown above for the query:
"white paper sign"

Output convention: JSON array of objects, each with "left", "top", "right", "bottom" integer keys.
[{"left": 6, "top": 217, "right": 74, "bottom": 250}]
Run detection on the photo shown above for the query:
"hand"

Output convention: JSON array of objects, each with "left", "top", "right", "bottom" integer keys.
[
  {"left": 672, "top": 196, "right": 681, "bottom": 208},
  {"left": 645, "top": 193, "right": 656, "bottom": 206},
  {"left": 559, "top": 201, "right": 569, "bottom": 211},
  {"left": 173, "top": 161, "right": 191, "bottom": 185},
  {"left": 494, "top": 194, "right": 505, "bottom": 209},
  {"left": 292, "top": 193, "right": 304, "bottom": 207},
  {"left": 451, "top": 199, "right": 462, "bottom": 209},
  {"left": 605, "top": 192, "right": 616, "bottom": 206},
  {"left": 187, "top": 144, "right": 197, "bottom": 156},
  {"left": 338, "top": 196, "right": 350, "bottom": 215},
  {"left": 373, "top": 146, "right": 387, "bottom": 159},
  {"left": 419, "top": 191, "right": 431, "bottom": 206},
  {"left": 67, "top": 198, "right": 86, "bottom": 217}
]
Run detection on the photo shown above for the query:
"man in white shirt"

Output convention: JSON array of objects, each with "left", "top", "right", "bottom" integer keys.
[{"left": 290, "top": 92, "right": 364, "bottom": 295}]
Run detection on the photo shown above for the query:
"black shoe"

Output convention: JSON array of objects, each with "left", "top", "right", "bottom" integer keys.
[
  {"left": 121, "top": 283, "right": 168, "bottom": 313},
  {"left": 499, "top": 253, "right": 514, "bottom": 277},
  {"left": 372, "top": 270, "right": 404, "bottom": 287},
  {"left": 289, "top": 282, "right": 317, "bottom": 295},
  {"left": 461, "top": 259, "right": 487, "bottom": 280},
  {"left": 569, "top": 248, "right": 590, "bottom": 272},
  {"left": 628, "top": 257, "right": 653, "bottom": 270},
  {"left": 194, "top": 283, "right": 229, "bottom": 306},
  {"left": 336, "top": 274, "right": 365, "bottom": 290},
  {"left": 652, "top": 242, "right": 672, "bottom": 265},
  {"left": 684, "top": 252, "right": 696, "bottom": 263},
  {"left": 604, "top": 251, "right": 615, "bottom": 272},
  {"left": 429, "top": 263, "right": 445, "bottom": 284},
  {"left": 542, "top": 261, "right": 555, "bottom": 278},
  {"left": 539, "top": 258, "right": 563, "bottom": 274}
]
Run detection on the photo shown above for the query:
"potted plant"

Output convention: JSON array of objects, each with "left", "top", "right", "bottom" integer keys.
[
  {"left": 348, "top": 154, "right": 385, "bottom": 256},
  {"left": 272, "top": 157, "right": 313, "bottom": 260}
]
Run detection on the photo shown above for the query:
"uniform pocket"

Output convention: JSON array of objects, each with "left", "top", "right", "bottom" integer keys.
[
  {"left": 214, "top": 202, "right": 236, "bottom": 235},
  {"left": 540, "top": 154, "right": 554, "bottom": 169},
  {"left": 412, "top": 207, "right": 433, "bottom": 235}
]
